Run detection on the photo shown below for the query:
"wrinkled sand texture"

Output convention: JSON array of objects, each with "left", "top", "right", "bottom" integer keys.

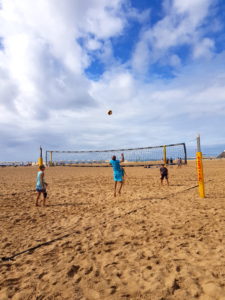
[{"left": 0, "top": 161, "right": 225, "bottom": 300}]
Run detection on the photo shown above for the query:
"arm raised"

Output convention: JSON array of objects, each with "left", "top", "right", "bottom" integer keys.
[{"left": 120, "top": 153, "right": 124, "bottom": 163}]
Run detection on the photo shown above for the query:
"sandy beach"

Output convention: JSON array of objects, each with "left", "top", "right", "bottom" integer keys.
[{"left": 0, "top": 160, "right": 225, "bottom": 300}]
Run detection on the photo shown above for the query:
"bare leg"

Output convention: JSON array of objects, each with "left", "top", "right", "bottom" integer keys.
[
  {"left": 36, "top": 192, "right": 41, "bottom": 206},
  {"left": 114, "top": 182, "right": 117, "bottom": 197},
  {"left": 166, "top": 178, "right": 169, "bottom": 186},
  {"left": 118, "top": 181, "right": 123, "bottom": 195}
]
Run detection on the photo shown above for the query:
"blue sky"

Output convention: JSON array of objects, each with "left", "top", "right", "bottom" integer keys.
[{"left": 0, "top": 0, "right": 225, "bottom": 161}]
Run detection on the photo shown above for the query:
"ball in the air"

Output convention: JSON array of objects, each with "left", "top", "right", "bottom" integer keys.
[{"left": 107, "top": 110, "right": 112, "bottom": 115}]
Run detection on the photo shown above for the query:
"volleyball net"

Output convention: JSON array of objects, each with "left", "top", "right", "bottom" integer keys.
[{"left": 45, "top": 143, "right": 187, "bottom": 167}]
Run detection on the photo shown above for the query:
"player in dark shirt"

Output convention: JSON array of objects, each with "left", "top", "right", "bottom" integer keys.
[{"left": 160, "top": 164, "right": 169, "bottom": 185}]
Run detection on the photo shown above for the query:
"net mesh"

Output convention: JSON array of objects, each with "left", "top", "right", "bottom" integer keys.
[{"left": 46, "top": 143, "right": 186, "bottom": 166}]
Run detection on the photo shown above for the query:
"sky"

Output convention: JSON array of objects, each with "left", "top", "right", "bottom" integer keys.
[{"left": 0, "top": 0, "right": 225, "bottom": 161}]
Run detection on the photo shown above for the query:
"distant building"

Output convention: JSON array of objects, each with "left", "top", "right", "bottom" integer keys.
[{"left": 217, "top": 150, "right": 225, "bottom": 158}]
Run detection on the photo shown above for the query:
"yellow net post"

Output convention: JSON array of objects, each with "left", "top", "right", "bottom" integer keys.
[
  {"left": 38, "top": 146, "right": 43, "bottom": 166},
  {"left": 196, "top": 135, "right": 205, "bottom": 198},
  {"left": 163, "top": 145, "right": 167, "bottom": 164}
]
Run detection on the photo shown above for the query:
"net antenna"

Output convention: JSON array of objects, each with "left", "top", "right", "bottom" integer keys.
[
  {"left": 45, "top": 143, "right": 187, "bottom": 167},
  {"left": 196, "top": 135, "right": 205, "bottom": 198}
]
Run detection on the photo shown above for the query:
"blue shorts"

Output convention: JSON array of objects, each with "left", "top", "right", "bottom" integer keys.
[{"left": 113, "top": 171, "right": 123, "bottom": 182}]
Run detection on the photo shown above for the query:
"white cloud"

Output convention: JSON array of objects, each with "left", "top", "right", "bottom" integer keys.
[
  {"left": 0, "top": 0, "right": 224, "bottom": 160},
  {"left": 0, "top": 0, "right": 131, "bottom": 160},
  {"left": 0, "top": 0, "right": 129, "bottom": 119},
  {"left": 193, "top": 37, "right": 215, "bottom": 58},
  {"left": 170, "top": 54, "right": 181, "bottom": 67},
  {"left": 131, "top": 0, "right": 216, "bottom": 72},
  {"left": 85, "top": 38, "right": 102, "bottom": 51},
  {"left": 173, "top": 0, "right": 211, "bottom": 20},
  {"left": 125, "top": 4, "right": 150, "bottom": 23},
  {"left": 133, "top": 40, "right": 152, "bottom": 73}
]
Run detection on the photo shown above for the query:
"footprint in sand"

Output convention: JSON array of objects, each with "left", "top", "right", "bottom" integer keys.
[
  {"left": 84, "top": 265, "right": 93, "bottom": 275},
  {"left": 109, "top": 285, "right": 117, "bottom": 295},
  {"left": 67, "top": 265, "right": 80, "bottom": 277}
]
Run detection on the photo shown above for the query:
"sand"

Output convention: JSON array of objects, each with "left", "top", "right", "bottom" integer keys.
[{"left": 0, "top": 160, "right": 225, "bottom": 300}]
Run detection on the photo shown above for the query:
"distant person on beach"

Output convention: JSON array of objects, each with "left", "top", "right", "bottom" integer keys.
[
  {"left": 177, "top": 157, "right": 182, "bottom": 167},
  {"left": 160, "top": 164, "right": 169, "bottom": 186},
  {"left": 110, "top": 153, "right": 124, "bottom": 197},
  {"left": 36, "top": 165, "right": 48, "bottom": 206}
]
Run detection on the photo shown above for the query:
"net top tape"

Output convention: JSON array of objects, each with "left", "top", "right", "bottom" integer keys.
[{"left": 46, "top": 143, "right": 185, "bottom": 154}]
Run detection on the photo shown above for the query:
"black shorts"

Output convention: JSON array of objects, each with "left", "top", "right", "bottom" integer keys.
[
  {"left": 36, "top": 188, "right": 47, "bottom": 198},
  {"left": 161, "top": 174, "right": 168, "bottom": 180}
]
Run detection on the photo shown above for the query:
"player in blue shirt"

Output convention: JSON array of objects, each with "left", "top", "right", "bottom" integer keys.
[{"left": 110, "top": 153, "right": 124, "bottom": 197}]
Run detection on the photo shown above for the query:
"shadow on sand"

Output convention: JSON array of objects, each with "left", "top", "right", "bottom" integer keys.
[{"left": 47, "top": 202, "right": 88, "bottom": 207}]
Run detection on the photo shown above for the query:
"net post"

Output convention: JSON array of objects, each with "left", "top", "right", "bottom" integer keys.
[
  {"left": 50, "top": 151, "right": 53, "bottom": 166},
  {"left": 183, "top": 143, "right": 187, "bottom": 164},
  {"left": 163, "top": 145, "right": 167, "bottom": 164},
  {"left": 196, "top": 135, "right": 205, "bottom": 198},
  {"left": 38, "top": 146, "right": 43, "bottom": 166},
  {"left": 45, "top": 151, "right": 48, "bottom": 166}
]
